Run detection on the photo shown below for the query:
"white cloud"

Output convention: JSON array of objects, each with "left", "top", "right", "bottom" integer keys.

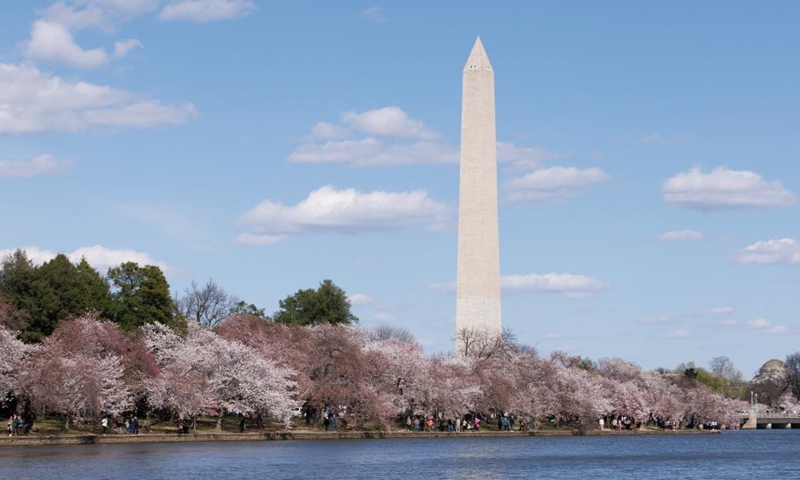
[
  {"left": 0, "top": 63, "right": 197, "bottom": 134},
  {"left": 288, "top": 138, "right": 458, "bottom": 167},
  {"left": 348, "top": 293, "right": 374, "bottom": 306},
  {"left": 78, "top": 0, "right": 162, "bottom": 17},
  {"left": 766, "top": 325, "right": 788, "bottom": 335},
  {"left": 113, "top": 38, "right": 142, "bottom": 58},
  {"left": 26, "top": 20, "right": 108, "bottom": 68},
  {"left": 71, "top": 245, "right": 178, "bottom": 274},
  {"left": 659, "top": 230, "right": 703, "bottom": 242},
  {"left": 747, "top": 318, "right": 772, "bottom": 329},
  {"left": 662, "top": 167, "right": 796, "bottom": 210},
  {"left": 159, "top": 0, "right": 256, "bottom": 23},
  {"left": 497, "top": 142, "right": 569, "bottom": 170},
  {"left": 666, "top": 329, "right": 690, "bottom": 339},
  {"left": 0, "top": 245, "right": 178, "bottom": 275},
  {"left": 640, "top": 315, "right": 673, "bottom": 324},
  {"left": 502, "top": 273, "right": 607, "bottom": 297},
  {"left": 232, "top": 233, "right": 288, "bottom": 246},
  {"left": 543, "top": 332, "right": 561, "bottom": 340},
  {"left": 746, "top": 318, "right": 788, "bottom": 335},
  {"left": 309, "top": 121, "right": 349, "bottom": 140},
  {"left": 502, "top": 166, "right": 610, "bottom": 204},
  {"left": 236, "top": 185, "right": 451, "bottom": 239},
  {"left": 428, "top": 272, "right": 607, "bottom": 298},
  {"left": 360, "top": 7, "right": 386, "bottom": 23},
  {"left": 733, "top": 238, "right": 800, "bottom": 265},
  {"left": 40, "top": 1, "right": 111, "bottom": 31},
  {"left": 290, "top": 106, "right": 564, "bottom": 168},
  {"left": 342, "top": 106, "right": 437, "bottom": 140},
  {"left": 0, "top": 246, "right": 58, "bottom": 265},
  {"left": 0, "top": 154, "right": 70, "bottom": 178}
]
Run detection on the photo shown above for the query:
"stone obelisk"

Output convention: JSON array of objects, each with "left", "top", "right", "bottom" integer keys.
[{"left": 456, "top": 37, "right": 501, "bottom": 352}]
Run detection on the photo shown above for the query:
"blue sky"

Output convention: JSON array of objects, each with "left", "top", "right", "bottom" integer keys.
[{"left": 1, "top": 1, "right": 799, "bottom": 376}]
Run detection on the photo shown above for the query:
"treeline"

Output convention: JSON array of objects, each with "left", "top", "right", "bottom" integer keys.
[
  {"left": 0, "top": 250, "right": 179, "bottom": 342},
  {"left": 0, "top": 249, "right": 355, "bottom": 343},
  {"left": 1, "top": 249, "right": 794, "bottom": 433},
  {"left": 1, "top": 313, "right": 752, "bottom": 433}
]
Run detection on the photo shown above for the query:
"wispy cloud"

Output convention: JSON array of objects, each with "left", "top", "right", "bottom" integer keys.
[
  {"left": 159, "top": 0, "right": 257, "bottom": 23},
  {"left": 684, "top": 306, "right": 733, "bottom": 317},
  {"left": 0, "top": 154, "right": 70, "bottom": 178},
  {"left": 360, "top": 7, "right": 386, "bottom": 23},
  {"left": 289, "top": 106, "right": 564, "bottom": 168},
  {"left": 502, "top": 166, "right": 610, "bottom": 204},
  {"left": 663, "top": 167, "right": 796, "bottom": 210},
  {"left": 232, "top": 233, "right": 289, "bottom": 246},
  {"left": 640, "top": 315, "right": 673, "bottom": 324},
  {"left": 428, "top": 272, "right": 607, "bottom": 298},
  {"left": 666, "top": 329, "right": 690, "bottom": 339},
  {"left": 747, "top": 318, "right": 789, "bottom": 335},
  {"left": 659, "top": 230, "right": 703, "bottom": 242},
  {"left": 733, "top": 238, "right": 800, "bottom": 265},
  {"left": 26, "top": 20, "right": 109, "bottom": 68},
  {"left": 0, "top": 63, "right": 197, "bottom": 134},
  {"left": 348, "top": 293, "right": 374, "bottom": 306},
  {"left": 235, "top": 185, "right": 452, "bottom": 243}
]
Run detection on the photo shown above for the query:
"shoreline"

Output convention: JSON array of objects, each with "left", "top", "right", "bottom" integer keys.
[{"left": 0, "top": 428, "right": 720, "bottom": 448}]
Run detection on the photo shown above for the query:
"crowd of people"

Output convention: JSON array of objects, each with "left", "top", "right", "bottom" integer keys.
[
  {"left": 404, "top": 412, "right": 532, "bottom": 433},
  {"left": 100, "top": 416, "right": 142, "bottom": 435}
]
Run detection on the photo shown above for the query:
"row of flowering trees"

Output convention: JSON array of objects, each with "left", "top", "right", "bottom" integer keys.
[{"left": 0, "top": 314, "right": 746, "bottom": 432}]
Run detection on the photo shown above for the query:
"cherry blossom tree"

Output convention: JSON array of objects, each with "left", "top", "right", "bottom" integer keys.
[
  {"left": 143, "top": 322, "right": 299, "bottom": 428},
  {"left": 0, "top": 325, "right": 29, "bottom": 400},
  {"left": 15, "top": 316, "right": 134, "bottom": 428}
]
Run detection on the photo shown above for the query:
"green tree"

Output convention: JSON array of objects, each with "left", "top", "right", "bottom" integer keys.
[
  {"left": 229, "top": 300, "right": 268, "bottom": 320},
  {"left": 274, "top": 279, "right": 357, "bottom": 326},
  {"left": 0, "top": 251, "right": 112, "bottom": 342},
  {"left": 75, "top": 258, "right": 113, "bottom": 313},
  {"left": 0, "top": 250, "right": 38, "bottom": 319},
  {"left": 107, "top": 262, "right": 179, "bottom": 330},
  {"left": 28, "top": 254, "right": 102, "bottom": 341}
]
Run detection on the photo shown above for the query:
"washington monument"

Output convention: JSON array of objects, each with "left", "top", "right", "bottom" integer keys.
[{"left": 456, "top": 37, "right": 501, "bottom": 352}]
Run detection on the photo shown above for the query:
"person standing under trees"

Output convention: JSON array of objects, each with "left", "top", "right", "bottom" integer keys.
[{"left": 101, "top": 417, "right": 108, "bottom": 435}]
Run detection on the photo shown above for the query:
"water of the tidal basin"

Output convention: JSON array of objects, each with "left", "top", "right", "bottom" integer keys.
[{"left": 1, "top": 430, "right": 798, "bottom": 480}]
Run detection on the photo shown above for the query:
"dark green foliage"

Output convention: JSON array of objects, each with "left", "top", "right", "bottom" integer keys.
[
  {"left": 274, "top": 279, "right": 357, "bottom": 326},
  {"left": 107, "top": 262, "right": 180, "bottom": 331},
  {"left": 229, "top": 300, "right": 268, "bottom": 320},
  {"left": 0, "top": 250, "right": 38, "bottom": 321},
  {"left": 0, "top": 251, "right": 112, "bottom": 342}
]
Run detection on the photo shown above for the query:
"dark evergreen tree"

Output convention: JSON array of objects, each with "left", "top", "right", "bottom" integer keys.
[
  {"left": 274, "top": 279, "right": 357, "bottom": 326},
  {"left": 107, "top": 262, "right": 180, "bottom": 331}
]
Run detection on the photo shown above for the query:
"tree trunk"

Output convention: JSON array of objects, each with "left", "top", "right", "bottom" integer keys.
[{"left": 216, "top": 414, "right": 223, "bottom": 431}]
